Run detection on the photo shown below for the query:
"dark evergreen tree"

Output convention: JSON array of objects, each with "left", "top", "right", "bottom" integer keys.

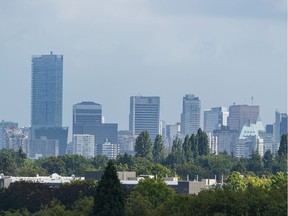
[
  {"left": 153, "top": 134, "right": 165, "bottom": 163},
  {"left": 263, "top": 149, "right": 274, "bottom": 172},
  {"left": 93, "top": 160, "right": 126, "bottom": 216},
  {"left": 247, "top": 151, "right": 264, "bottom": 175},
  {"left": 134, "top": 131, "right": 153, "bottom": 160},
  {"left": 182, "top": 135, "right": 193, "bottom": 163},
  {"left": 278, "top": 134, "right": 287, "bottom": 157},
  {"left": 190, "top": 134, "right": 198, "bottom": 159},
  {"left": 0, "top": 149, "right": 17, "bottom": 175},
  {"left": 197, "top": 128, "right": 209, "bottom": 156}
]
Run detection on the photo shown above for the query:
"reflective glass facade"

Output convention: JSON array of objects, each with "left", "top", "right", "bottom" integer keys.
[{"left": 31, "top": 53, "right": 63, "bottom": 127}]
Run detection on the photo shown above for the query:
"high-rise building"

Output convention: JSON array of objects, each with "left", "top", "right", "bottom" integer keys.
[
  {"left": 129, "top": 96, "right": 160, "bottom": 141},
  {"left": 180, "top": 94, "right": 201, "bottom": 136},
  {"left": 102, "top": 139, "right": 119, "bottom": 159},
  {"left": 30, "top": 53, "right": 68, "bottom": 157},
  {"left": 213, "top": 126, "right": 238, "bottom": 155},
  {"left": 31, "top": 52, "right": 63, "bottom": 127},
  {"left": 72, "top": 101, "right": 118, "bottom": 156},
  {"left": 0, "top": 121, "right": 18, "bottom": 149},
  {"left": 203, "top": 107, "right": 229, "bottom": 132},
  {"left": 166, "top": 123, "right": 181, "bottom": 152},
  {"left": 227, "top": 104, "right": 259, "bottom": 132},
  {"left": 72, "top": 134, "right": 95, "bottom": 158},
  {"left": 274, "top": 109, "right": 287, "bottom": 144},
  {"left": 73, "top": 102, "right": 102, "bottom": 134}
]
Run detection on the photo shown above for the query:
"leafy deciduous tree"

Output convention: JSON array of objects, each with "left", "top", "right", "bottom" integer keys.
[
  {"left": 182, "top": 135, "right": 193, "bottom": 163},
  {"left": 153, "top": 134, "right": 165, "bottom": 163},
  {"left": 134, "top": 131, "right": 153, "bottom": 160}
]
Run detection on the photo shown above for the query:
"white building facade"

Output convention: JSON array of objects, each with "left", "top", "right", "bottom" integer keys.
[{"left": 72, "top": 134, "right": 95, "bottom": 158}]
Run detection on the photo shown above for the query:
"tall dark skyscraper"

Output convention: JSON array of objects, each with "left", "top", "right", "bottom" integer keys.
[
  {"left": 30, "top": 52, "right": 67, "bottom": 157},
  {"left": 31, "top": 52, "right": 63, "bottom": 127},
  {"left": 129, "top": 96, "right": 160, "bottom": 140}
]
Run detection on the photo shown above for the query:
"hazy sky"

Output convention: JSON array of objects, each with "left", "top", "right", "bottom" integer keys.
[{"left": 0, "top": 0, "right": 287, "bottom": 132}]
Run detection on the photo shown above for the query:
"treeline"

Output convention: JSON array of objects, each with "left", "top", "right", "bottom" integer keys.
[
  {"left": 0, "top": 180, "right": 95, "bottom": 215},
  {"left": 0, "top": 133, "right": 287, "bottom": 181},
  {"left": 1, "top": 163, "right": 287, "bottom": 215}
]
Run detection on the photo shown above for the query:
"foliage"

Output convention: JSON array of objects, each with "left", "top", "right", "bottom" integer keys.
[
  {"left": 0, "top": 149, "right": 18, "bottom": 175},
  {"left": 226, "top": 171, "right": 247, "bottom": 191},
  {"left": 134, "top": 131, "right": 153, "bottom": 160},
  {"left": 278, "top": 134, "right": 287, "bottom": 157},
  {"left": 125, "top": 193, "right": 154, "bottom": 216},
  {"left": 169, "top": 136, "right": 184, "bottom": 165},
  {"left": 182, "top": 135, "right": 193, "bottom": 163},
  {"left": 131, "top": 178, "right": 176, "bottom": 208},
  {"left": 93, "top": 160, "right": 126, "bottom": 216},
  {"left": 190, "top": 134, "right": 198, "bottom": 159},
  {"left": 197, "top": 128, "right": 209, "bottom": 156},
  {"left": 153, "top": 134, "right": 165, "bottom": 163}
]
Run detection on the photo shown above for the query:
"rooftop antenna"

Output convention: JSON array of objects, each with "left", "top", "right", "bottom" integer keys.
[{"left": 251, "top": 96, "right": 254, "bottom": 105}]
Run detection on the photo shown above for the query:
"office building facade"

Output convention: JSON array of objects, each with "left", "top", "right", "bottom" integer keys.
[
  {"left": 72, "top": 134, "right": 95, "bottom": 158},
  {"left": 31, "top": 53, "right": 63, "bottom": 127},
  {"left": 73, "top": 102, "right": 102, "bottom": 134},
  {"left": 129, "top": 96, "right": 160, "bottom": 141},
  {"left": 274, "top": 109, "right": 287, "bottom": 144},
  {"left": 203, "top": 107, "right": 229, "bottom": 133},
  {"left": 72, "top": 101, "right": 118, "bottom": 155},
  {"left": 227, "top": 104, "right": 259, "bottom": 132},
  {"left": 180, "top": 94, "right": 201, "bottom": 136},
  {"left": 30, "top": 53, "right": 68, "bottom": 157}
]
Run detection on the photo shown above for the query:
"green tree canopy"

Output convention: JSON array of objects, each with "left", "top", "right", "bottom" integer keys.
[
  {"left": 182, "top": 135, "right": 193, "bottom": 163},
  {"left": 93, "top": 160, "right": 126, "bottom": 216},
  {"left": 197, "top": 128, "right": 209, "bottom": 156},
  {"left": 278, "top": 134, "right": 287, "bottom": 157},
  {"left": 132, "top": 178, "right": 176, "bottom": 208},
  {"left": 190, "top": 134, "right": 198, "bottom": 159},
  {"left": 134, "top": 131, "right": 153, "bottom": 160},
  {"left": 153, "top": 134, "right": 165, "bottom": 163}
]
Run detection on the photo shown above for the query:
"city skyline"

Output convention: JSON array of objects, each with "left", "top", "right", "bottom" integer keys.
[{"left": 0, "top": 1, "right": 286, "bottom": 131}]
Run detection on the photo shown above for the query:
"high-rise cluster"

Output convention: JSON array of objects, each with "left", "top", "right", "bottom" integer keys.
[{"left": 0, "top": 53, "right": 286, "bottom": 160}]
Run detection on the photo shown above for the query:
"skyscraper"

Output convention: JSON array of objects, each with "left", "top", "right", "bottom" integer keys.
[
  {"left": 227, "top": 104, "right": 259, "bottom": 132},
  {"left": 72, "top": 101, "right": 118, "bottom": 155},
  {"left": 31, "top": 52, "right": 63, "bottom": 127},
  {"left": 180, "top": 94, "right": 201, "bottom": 136},
  {"left": 203, "top": 107, "right": 229, "bottom": 132},
  {"left": 129, "top": 96, "right": 160, "bottom": 141},
  {"left": 73, "top": 101, "right": 102, "bottom": 134},
  {"left": 30, "top": 52, "right": 67, "bottom": 157},
  {"left": 274, "top": 109, "right": 287, "bottom": 144}
]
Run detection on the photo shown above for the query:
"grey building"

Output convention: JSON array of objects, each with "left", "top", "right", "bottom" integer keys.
[
  {"left": 0, "top": 121, "right": 18, "bottom": 149},
  {"left": 72, "top": 101, "right": 118, "bottom": 155},
  {"left": 274, "top": 109, "right": 287, "bottom": 144},
  {"left": 31, "top": 52, "right": 63, "bottom": 127},
  {"left": 30, "top": 52, "right": 68, "bottom": 157},
  {"left": 227, "top": 104, "right": 259, "bottom": 132},
  {"left": 73, "top": 101, "right": 102, "bottom": 134},
  {"left": 129, "top": 96, "right": 160, "bottom": 141},
  {"left": 203, "top": 107, "right": 228, "bottom": 133},
  {"left": 180, "top": 94, "right": 201, "bottom": 136},
  {"left": 213, "top": 126, "right": 238, "bottom": 155}
]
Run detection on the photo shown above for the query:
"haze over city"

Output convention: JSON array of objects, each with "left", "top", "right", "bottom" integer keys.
[{"left": 0, "top": 0, "right": 286, "bottom": 131}]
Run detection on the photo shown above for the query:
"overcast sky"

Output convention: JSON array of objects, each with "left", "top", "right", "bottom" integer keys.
[{"left": 0, "top": 0, "right": 286, "bottom": 133}]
